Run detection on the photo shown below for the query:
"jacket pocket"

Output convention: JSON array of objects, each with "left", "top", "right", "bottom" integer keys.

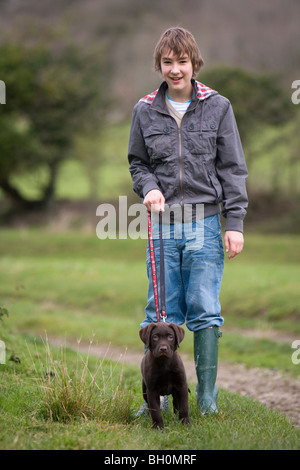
[
  {"left": 143, "top": 127, "right": 173, "bottom": 162},
  {"left": 185, "top": 128, "right": 217, "bottom": 155},
  {"left": 207, "top": 167, "right": 223, "bottom": 204}
]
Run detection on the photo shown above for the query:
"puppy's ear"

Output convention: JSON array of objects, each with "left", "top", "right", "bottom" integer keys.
[
  {"left": 169, "top": 323, "right": 185, "bottom": 348},
  {"left": 139, "top": 323, "right": 156, "bottom": 348}
]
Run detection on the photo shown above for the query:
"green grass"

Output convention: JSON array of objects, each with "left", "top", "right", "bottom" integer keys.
[
  {"left": 0, "top": 329, "right": 299, "bottom": 450},
  {"left": 1, "top": 116, "right": 300, "bottom": 449},
  {"left": 0, "top": 230, "right": 299, "bottom": 449},
  {"left": 0, "top": 230, "right": 299, "bottom": 376}
]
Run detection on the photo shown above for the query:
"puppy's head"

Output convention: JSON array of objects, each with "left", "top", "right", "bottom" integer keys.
[{"left": 139, "top": 322, "right": 185, "bottom": 359}]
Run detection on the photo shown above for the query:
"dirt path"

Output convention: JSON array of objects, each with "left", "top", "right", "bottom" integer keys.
[{"left": 50, "top": 334, "right": 300, "bottom": 429}]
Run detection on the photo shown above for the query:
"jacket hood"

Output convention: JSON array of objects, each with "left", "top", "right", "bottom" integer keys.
[{"left": 139, "top": 80, "right": 217, "bottom": 105}]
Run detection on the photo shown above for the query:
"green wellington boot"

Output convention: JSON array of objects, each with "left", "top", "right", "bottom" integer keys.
[{"left": 194, "top": 327, "right": 222, "bottom": 414}]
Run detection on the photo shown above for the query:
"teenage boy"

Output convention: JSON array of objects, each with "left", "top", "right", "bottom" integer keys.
[{"left": 128, "top": 27, "right": 248, "bottom": 415}]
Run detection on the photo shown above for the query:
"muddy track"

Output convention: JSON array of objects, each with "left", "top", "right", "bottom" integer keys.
[{"left": 50, "top": 335, "right": 300, "bottom": 429}]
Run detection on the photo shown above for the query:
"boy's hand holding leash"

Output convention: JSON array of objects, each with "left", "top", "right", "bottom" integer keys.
[{"left": 143, "top": 189, "right": 165, "bottom": 213}]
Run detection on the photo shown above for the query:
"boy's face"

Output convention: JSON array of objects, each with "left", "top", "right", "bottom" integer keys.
[{"left": 160, "top": 50, "right": 193, "bottom": 101}]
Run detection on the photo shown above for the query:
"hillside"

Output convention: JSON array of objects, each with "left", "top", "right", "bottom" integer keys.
[{"left": 0, "top": 0, "right": 299, "bottom": 117}]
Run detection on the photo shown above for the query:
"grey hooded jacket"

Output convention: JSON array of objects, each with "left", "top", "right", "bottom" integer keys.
[{"left": 128, "top": 80, "right": 248, "bottom": 232}]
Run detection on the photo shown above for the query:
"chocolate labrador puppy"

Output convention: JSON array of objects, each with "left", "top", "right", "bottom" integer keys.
[{"left": 139, "top": 322, "right": 190, "bottom": 429}]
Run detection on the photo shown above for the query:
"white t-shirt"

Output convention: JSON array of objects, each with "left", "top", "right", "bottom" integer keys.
[{"left": 166, "top": 92, "right": 192, "bottom": 114}]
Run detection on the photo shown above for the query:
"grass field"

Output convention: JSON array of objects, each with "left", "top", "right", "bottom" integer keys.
[
  {"left": 1, "top": 328, "right": 299, "bottom": 450},
  {"left": 0, "top": 229, "right": 300, "bottom": 450},
  {"left": 0, "top": 119, "right": 300, "bottom": 450},
  {"left": 0, "top": 229, "right": 299, "bottom": 351}
]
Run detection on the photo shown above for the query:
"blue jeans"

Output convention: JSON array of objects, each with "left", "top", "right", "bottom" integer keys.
[{"left": 141, "top": 214, "right": 225, "bottom": 331}]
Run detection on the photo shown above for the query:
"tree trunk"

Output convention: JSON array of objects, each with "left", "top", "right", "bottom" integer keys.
[{"left": 0, "top": 161, "right": 58, "bottom": 211}]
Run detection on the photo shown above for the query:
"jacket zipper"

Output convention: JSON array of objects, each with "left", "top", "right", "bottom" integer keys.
[
  {"left": 178, "top": 101, "right": 200, "bottom": 209},
  {"left": 151, "top": 105, "right": 184, "bottom": 208},
  {"left": 178, "top": 122, "right": 184, "bottom": 209},
  {"left": 151, "top": 99, "right": 201, "bottom": 211}
]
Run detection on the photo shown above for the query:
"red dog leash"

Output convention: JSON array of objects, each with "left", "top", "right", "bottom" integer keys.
[{"left": 147, "top": 211, "right": 167, "bottom": 322}]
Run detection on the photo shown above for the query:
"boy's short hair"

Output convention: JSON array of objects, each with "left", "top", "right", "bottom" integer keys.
[{"left": 154, "top": 27, "right": 204, "bottom": 77}]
